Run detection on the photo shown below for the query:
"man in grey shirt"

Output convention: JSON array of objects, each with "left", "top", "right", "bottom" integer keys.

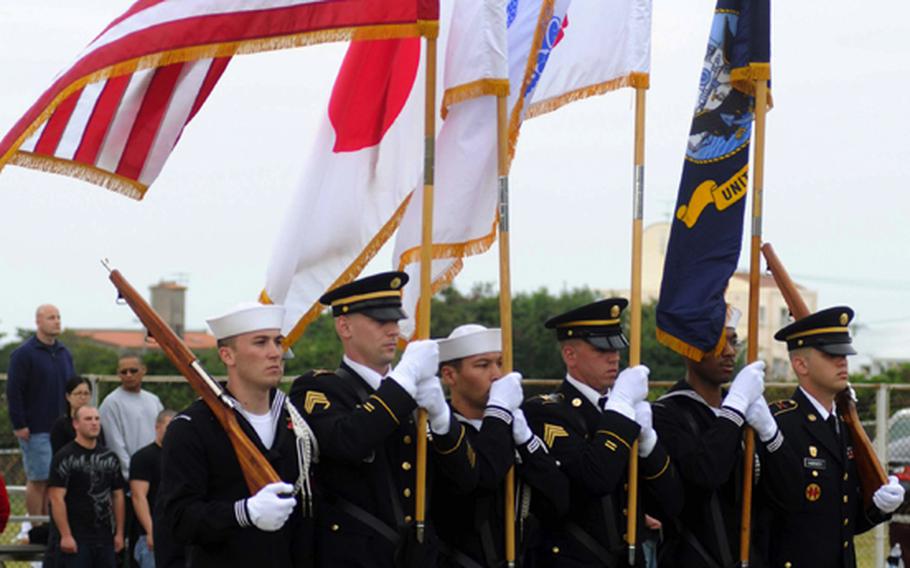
[{"left": 100, "top": 355, "right": 164, "bottom": 480}]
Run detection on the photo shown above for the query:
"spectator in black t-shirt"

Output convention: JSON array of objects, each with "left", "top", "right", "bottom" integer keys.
[
  {"left": 48, "top": 405, "right": 126, "bottom": 568},
  {"left": 129, "top": 409, "right": 175, "bottom": 568}
]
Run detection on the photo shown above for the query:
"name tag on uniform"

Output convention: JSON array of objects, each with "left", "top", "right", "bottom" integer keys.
[{"left": 804, "top": 457, "right": 826, "bottom": 470}]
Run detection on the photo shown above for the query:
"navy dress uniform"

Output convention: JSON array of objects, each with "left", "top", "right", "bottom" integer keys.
[
  {"left": 430, "top": 325, "right": 570, "bottom": 568},
  {"left": 652, "top": 380, "right": 803, "bottom": 568},
  {"left": 290, "top": 272, "right": 477, "bottom": 567},
  {"left": 522, "top": 299, "right": 683, "bottom": 567},
  {"left": 158, "top": 303, "right": 312, "bottom": 568},
  {"left": 765, "top": 307, "right": 893, "bottom": 568}
]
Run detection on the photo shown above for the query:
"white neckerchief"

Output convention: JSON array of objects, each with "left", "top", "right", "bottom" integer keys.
[
  {"left": 343, "top": 355, "right": 389, "bottom": 392},
  {"left": 800, "top": 386, "right": 833, "bottom": 420},
  {"left": 565, "top": 374, "right": 604, "bottom": 412}
]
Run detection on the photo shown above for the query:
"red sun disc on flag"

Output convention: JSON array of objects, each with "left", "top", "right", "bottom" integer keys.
[{"left": 328, "top": 38, "right": 421, "bottom": 153}]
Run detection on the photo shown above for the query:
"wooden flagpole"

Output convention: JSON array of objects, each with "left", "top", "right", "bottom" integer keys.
[
  {"left": 414, "top": 33, "right": 438, "bottom": 544},
  {"left": 626, "top": 85, "right": 647, "bottom": 566},
  {"left": 495, "top": 94, "right": 518, "bottom": 567},
  {"left": 740, "top": 71, "right": 769, "bottom": 568}
]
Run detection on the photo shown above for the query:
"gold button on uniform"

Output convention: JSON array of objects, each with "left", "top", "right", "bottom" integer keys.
[
  {"left": 552, "top": 547, "right": 560, "bottom": 554},
  {"left": 843, "top": 518, "right": 849, "bottom": 526},
  {"left": 331, "top": 524, "right": 340, "bottom": 532},
  {"left": 843, "top": 473, "right": 849, "bottom": 481},
  {"left": 785, "top": 563, "right": 792, "bottom": 568},
  {"left": 404, "top": 515, "right": 413, "bottom": 523},
  {"left": 843, "top": 495, "right": 849, "bottom": 503},
  {"left": 404, "top": 435, "right": 412, "bottom": 444},
  {"left": 812, "top": 471, "right": 818, "bottom": 477},
  {"left": 844, "top": 541, "right": 849, "bottom": 549},
  {"left": 403, "top": 488, "right": 412, "bottom": 498},
  {"left": 402, "top": 461, "right": 412, "bottom": 471}
]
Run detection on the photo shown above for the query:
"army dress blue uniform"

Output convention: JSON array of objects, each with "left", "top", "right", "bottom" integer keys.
[
  {"left": 765, "top": 388, "right": 888, "bottom": 568},
  {"left": 523, "top": 380, "right": 682, "bottom": 568},
  {"left": 763, "top": 306, "right": 893, "bottom": 568}
]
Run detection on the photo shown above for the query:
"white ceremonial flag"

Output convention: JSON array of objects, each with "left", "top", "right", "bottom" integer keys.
[
  {"left": 525, "top": 0, "right": 652, "bottom": 120},
  {"left": 394, "top": 0, "right": 570, "bottom": 339},
  {"left": 263, "top": 37, "right": 426, "bottom": 344}
]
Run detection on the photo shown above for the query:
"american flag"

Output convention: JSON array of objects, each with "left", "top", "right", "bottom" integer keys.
[{"left": 0, "top": 0, "right": 438, "bottom": 199}]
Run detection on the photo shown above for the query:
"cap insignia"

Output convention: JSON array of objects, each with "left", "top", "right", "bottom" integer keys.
[
  {"left": 610, "top": 305, "right": 620, "bottom": 317},
  {"left": 839, "top": 313, "right": 849, "bottom": 325},
  {"left": 390, "top": 277, "right": 402, "bottom": 289}
]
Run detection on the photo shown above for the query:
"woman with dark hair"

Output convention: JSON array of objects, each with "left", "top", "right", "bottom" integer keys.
[{"left": 50, "top": 376, "right": 101, "bottom": 454}]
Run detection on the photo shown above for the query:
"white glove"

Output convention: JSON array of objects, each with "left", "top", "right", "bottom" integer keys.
[
  {"left": 635, "top": 401, "right": 657, "bottom": 458},
  {"left": 389, "top": 340, "right": 439, "bottom": 397},
  {"left": 416, "top": 375, "right": 451, "bottom": 435},
  {"left": 487, "top": 372, "right": 524, "bottom": 412},
  {"left": 604, "top": 365, "right": 650, "bottom": 420},
  {"left": 745, "top": 396, "right": 778, "bottom": 442},
  {"left": 873, "top": 475, "right": 906, "bottom": 514},
  {"left": 512, "top": 408, "right": 533, "bottom": 446},
  {"left": 243, "top": 482, "right": 295, "bottom": 532},
  {"left": 722, "top": 361, "right": 765, "bottom": 415}
]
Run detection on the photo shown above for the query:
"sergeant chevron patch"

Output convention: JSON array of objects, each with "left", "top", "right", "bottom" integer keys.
[
  {"left": 544, "top": 424, "right": 569, "bottom": 448},
  {"left": 304, "top": 391, "right": 331, "bottom": 414}
]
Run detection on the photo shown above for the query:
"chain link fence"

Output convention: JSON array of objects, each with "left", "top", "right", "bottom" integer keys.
[{"left": 0, "top": 376, "right": 907, "bottom": 567}]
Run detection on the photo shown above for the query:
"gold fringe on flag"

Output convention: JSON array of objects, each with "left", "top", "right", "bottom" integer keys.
[
  {"left": 655, "top": 325, "right": 728, "bottom": 363},
  {"left": 440, "top": 79, "right": 510, "bottom": 119},
  {"left": 524, "top": 72, "right": 650, "bottom": 120},
  {"left": 9, "top": 152, "right": 146, "bottom": 199},
  {"left": 0, "top": 21, "right": 439, "bottom": 197},
  {"left": 264, "top": 193, "right": 415, "bottom": 348}
]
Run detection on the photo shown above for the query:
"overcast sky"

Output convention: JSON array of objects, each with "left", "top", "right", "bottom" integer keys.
[{"left": 1, "top": 1, "right": 908, "bottom": 361}]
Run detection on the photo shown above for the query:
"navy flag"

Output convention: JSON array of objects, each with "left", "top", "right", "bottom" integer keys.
[{"left": 656, "top": 0, "right": 770, "bottom": 361}]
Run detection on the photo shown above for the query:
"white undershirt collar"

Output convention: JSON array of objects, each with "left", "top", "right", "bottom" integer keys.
[
  {"left": 800, "top": 386, "right": 833, "bottom": 420},
  {"left": 343, "top": 355, "right": 389, "bottom": 392},
  {"left": 565, "top": 373, "right": 604, "bottom": 412}
]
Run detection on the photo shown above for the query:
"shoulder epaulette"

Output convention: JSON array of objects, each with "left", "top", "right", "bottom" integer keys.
[
  {"left": 300, "top": 368, "right": 334, "bottom": 379},
  {"left": 535, "top": 393, "right": 564, "bottom": 405},
  {"left": 771, "top": 399, "right": 798, "bottom": 417}
]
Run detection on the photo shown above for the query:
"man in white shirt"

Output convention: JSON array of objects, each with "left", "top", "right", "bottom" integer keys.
[{"left": 100, "top": 355, "right": 164, "bottom": 480}]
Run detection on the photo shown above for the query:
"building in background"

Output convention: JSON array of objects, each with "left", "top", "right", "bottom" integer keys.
[
  {"left": 611, "top": 222, "right": 818, "bottom": 380},
  {"left": 72, "top": 279, "right": 215, "bottom": 353}
]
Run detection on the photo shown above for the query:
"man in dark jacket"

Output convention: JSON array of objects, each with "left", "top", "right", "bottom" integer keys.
[
  {"left": 158, "top": 302, "right": 311, "bottom": 567},
  {"left": 433, "top": 324, "right": 569, "bottom": 567},
  {"left": 291, "top": 272, "right": 477, "bottom": 567},
  {"left": 523, "top": 298, "right": 683, "bottom": 567},
  {"left": 7, "top": 303, "right": 73, "bottom": 528},
  {"left": 652, "top": 306, "right": 803, "bottom": 567},
  {"left": 764, "top": 306, "right": 904, "bottom": 568}
]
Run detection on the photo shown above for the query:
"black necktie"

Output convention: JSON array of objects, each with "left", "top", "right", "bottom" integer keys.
[
  {"left": 827, "top": 414, "right": 840, "bottom": 441},
  {"left": 598, "top": 396, "right": 609, "bottom": 410}
]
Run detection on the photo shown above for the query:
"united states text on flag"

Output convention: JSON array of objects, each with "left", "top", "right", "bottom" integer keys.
[{"left": 656, "top": 0, "right": 770, "bottom": 360}]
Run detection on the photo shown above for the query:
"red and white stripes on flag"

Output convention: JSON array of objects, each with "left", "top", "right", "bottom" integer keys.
[{"left": 0, "top": 0, "right": 439, "bottom": 200}]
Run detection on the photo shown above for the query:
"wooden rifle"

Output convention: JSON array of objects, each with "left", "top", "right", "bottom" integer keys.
[
  {"left": 103, "top": 261, "right": 281, "bottom": 493},
  {"left": 760, "top": 243, "right": 887, "bottom": 508}
]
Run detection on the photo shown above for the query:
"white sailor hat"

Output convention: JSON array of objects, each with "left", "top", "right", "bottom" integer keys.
[
  {"left": 726, "top": 305, "right": 742, "bottom": 329},
  {"left": 437, "top": 324, "right": 502, "bottom": 363},
  {"left": 206, "top": 302, "right": 285, "bottom": 340}
]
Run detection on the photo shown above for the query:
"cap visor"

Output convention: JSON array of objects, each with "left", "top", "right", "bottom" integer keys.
[
  {"left": 818, "top": 342, "right": 857, "bottom": 356},
  {"left": 361, "top": 306, "right": 407, "bottom": 322},
  {"left": 585, "top": 335, "right": 628, "bottom": 351}
]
